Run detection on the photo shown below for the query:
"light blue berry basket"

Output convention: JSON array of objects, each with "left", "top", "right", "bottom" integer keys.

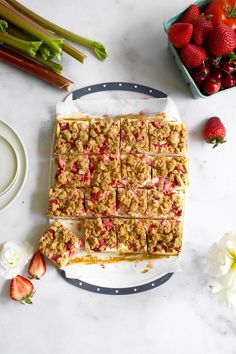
[{"left": 164, "top": 0, "right": 235, "bottom": 99}]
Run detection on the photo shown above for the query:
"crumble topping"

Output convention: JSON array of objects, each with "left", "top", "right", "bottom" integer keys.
[
  {"left": 85, "top": 187, "right": 116, "bottom": 216},
  {"left": 84, "top": 218, "right": 117, "bottom": 252},
  {"left": 116, "top": 219, "right": 147, "bottom": 254},
  {"left": 88, "top": 118, "right": 120, "bottom": 154},
  {"left": 147, "top": 219, "right": 182, "bottom": 255},
  {"left": 54, "top": 119, "right": 89, "bottom": 155},
  {"left": 147, "top": 189, "right": 184, "bottom": 218},
  {"left": 121, "top": 154, "right": 151, "bottom": 187},
  {"left": 47, "top": 188, "right": 85, "bottom": 218},
  {"left": 90, "top": 154, "right": 121, "bottom": 187},
  {"left": 55, "top": 155, "right": 90, "bottom": 187},
  {"left": 117, "top": 188, "right": 147, "bottom": 216},
  {"left": 120, "top": 117, "right": 149, "bottom": 153},
  {"left": 39, "top": 221, "right": 83, "bottom": 268}
]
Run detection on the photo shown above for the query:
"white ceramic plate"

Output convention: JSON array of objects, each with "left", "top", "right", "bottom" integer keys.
[{"left": 0, "top": 120, "right": 28, "bottom": 212}]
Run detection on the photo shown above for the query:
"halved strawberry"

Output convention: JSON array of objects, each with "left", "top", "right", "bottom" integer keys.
[
  {"left": 10, "top": 275, "right": 34, "bottom": 304},
  {"left": 28, "top": 251, "right": 46, "bottom": 279}
]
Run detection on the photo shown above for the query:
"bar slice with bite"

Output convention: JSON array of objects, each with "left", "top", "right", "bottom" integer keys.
[
  {"left": 88, "top": 118, "right": 120, "bottom": 154},
  {"left": 116, "top": 219, "right": 147, "bottom": 254},
  {"left": 147, "top": 219, "right": 182, "bottom": 255},
  {"left": 55, "top": 155, "right": 90, "bottom": 187},
  {"left": 54, "top": 118, "right": 89, "bottom": 155},
  {"left": 47, "top": 187, "right": 85, "bottom": 218},
  {"left": 38, "top": 221, "right": 83, "bottom": 268},
  {"left": 84, "top": 218, "right": 117, "bottom": 252},
  {"left": 117, "top": 188, "right": 147, "bottom": 216},
  {"left": 85, "top": 187, "right": 116, "bottom": 216}
]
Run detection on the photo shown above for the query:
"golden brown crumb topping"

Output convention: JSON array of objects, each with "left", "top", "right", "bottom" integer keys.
[
  {"left": 47, "top": 188, "right": 85, "bottom": 217},
  {"left": 84, "top": 218, "right": 117, "bottom": 252},
  {"left": 117, "top": 188, "right": 147, "bottom": 216},
  {"left": 120, "top": 118, "right": 149, "bottom": 153},
  {"left": 38, "top": 221, "right": 83, "bottom": 268},
  {"left": 147, "top": 190, "right": 184, "bottom": 218},
  {"left": 116, "top": 219, "right": 147, "bottom": 253},
  {"left": 55, "top": 155, "right": 90, "bottom": 187},
  {"left": 54, "top": 119, "right": 89, "bottom": 155},
  {"left": 88, "top": 119, "right": 120, "bottom": 154},
  {"left": 85, "top": 187, "right": 116, "bottom": 216},
  {"left": 152, "top": 156, "right": 188, "bottom": 190},
  {"left": 121, "top": 154, "right": 151, "bottom": 187},
  {"left": 90, "top": 155, "right": 121, "bottom": 187},
  {"left": 147, "top": 219, "right": 182, "bottom": 255},
  {"left": 149, "top": 121, "right": 187, "bottom": 154}
]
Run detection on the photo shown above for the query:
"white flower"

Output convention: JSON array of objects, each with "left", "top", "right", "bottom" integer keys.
[
  {"left": 0, "top": 241, "right": 33, "bottom": 279},
  {"left": 207, "top": 232, "right": 236, "bottom": 308}
]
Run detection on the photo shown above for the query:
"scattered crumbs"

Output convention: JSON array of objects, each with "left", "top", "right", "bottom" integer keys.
[
  {"left": 22, "top": 201, "right": 25, "bottom": 204},
  {"left": 141, "top": 268, "right": 149, "bottom": 273},
  {"left": 147, "top": 261, "right": 153, "bottom": 269},
  {"left": 100, "top": 263, "right": 105, "bottom": 269}
]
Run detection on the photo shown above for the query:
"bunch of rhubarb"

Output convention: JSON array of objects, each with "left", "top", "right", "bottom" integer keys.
[{"left": 0, "top": 0, "right": 107, "bottom": 90}]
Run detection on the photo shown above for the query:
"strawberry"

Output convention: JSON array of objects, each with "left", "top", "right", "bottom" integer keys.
[
  {"left": 192, "top": 17, "right": 213, "bottom": 45},
  {"left": 28, "top": 251, "right": 46, "bottom": 279},
  {"left": 208, "top": 24, "right": 236, "bottom": 56},
  {"left": 10, "top": 275, "right": 34, "bottom": 304},
  {"left": 168, "top": 23, "right": 193, "bottom": 48},
  {"left": 202, "top": 116, "right": 226, "bottom": 148},
  {"left": 179, "top": 4, "right": 200, "bottom": 24},
  {"left": 180, "top": 44, "right": 206, "bottom": 68}
]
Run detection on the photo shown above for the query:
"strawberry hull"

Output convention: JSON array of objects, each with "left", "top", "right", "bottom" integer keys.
[{"left": 164, "top": 0, "right": 236, "bottom": 99}]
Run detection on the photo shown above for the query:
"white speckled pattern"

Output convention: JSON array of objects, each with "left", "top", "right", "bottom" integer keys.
[{"left": 0, "top": 0, "right": 236, "bottom": 353}]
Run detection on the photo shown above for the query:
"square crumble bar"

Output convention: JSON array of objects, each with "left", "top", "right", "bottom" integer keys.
[
  {"left": 47, "top": 187, "right": 85, "bottom": 218},
  {"left": 152, "top": 156, "right": 188, "bottom": 191},
  {"left": 90, "top": 154, "right": 121, "bottom": 187},
  {"left": 149, "top": 121, "right": 187, "bottom": 154},
  {"left": 84, "top": 218, "right": 117, "bottom": 252},
  {"left": 147, "top": 189, "right": 184, "bottom": 219},
  {"left": 55, "top": 155, "right": 90, "bottom": 188},
  {"left": 38, "top": 221, "right": 83, "bottom": 268},
  {"left": 54, "top": 119, "right": 89, "bottom": 155},
  {"left": 147, "top": 219, "right": 182, "bottom": 255},
  {"left": 120, "top": 116, "right": 149, "bottom": 153},
  {"left": 85, "top": 187, "right": 116, "bottom": 216},
  {"left": 121, "top": 154, "right": 151, "bottom": 188},
  {"left": 117, "top": 188, "right": 147, "bottom": 216},
  {"left": 88, "top": 118, "right": 120, "bottom": 154},
  {"left": 116, "top": 219, "right": 147, "bottom": 254}
]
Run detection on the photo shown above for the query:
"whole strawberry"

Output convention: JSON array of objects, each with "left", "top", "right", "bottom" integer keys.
[
  {"left": 179, "top": 4, "right": 200, "bottom": 24},
  {"left": 202, "top": 116, "right": 226, "bottom": 148},
  {"left": 192, "top": 17, "right": 214, "bottom": 45},
  {"left": 180, "top": 44, "right": 206, "bottom": 68},
  {"left": 168, "top": 23, "right": 193, "bottom": 48},
  {"left": 208, "top": 24, "right": 236, "bottom": 56}
]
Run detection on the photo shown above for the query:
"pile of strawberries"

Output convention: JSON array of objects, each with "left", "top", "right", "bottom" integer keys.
[{"left": 168, "top": 1, "right": 236, "bottom": 95}]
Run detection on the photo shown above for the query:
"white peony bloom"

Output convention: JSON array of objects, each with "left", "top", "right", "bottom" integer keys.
[
  {"left": 207, "top": 232, "right": 236, "bottom": 308},
  {"left": 0, "top": 241, "right": 33, "bottom": 279}
]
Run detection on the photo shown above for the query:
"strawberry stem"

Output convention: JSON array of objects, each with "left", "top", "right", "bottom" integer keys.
[{"left": 224, "top": 0, "right": 236, "bottom": 18}]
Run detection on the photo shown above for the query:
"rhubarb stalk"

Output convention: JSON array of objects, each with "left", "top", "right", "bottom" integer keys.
[
  {"left": 0, "top": 46, "right": 73, "bottom": 90},
  {"left": 0, "top": 31, "right": 41, "bottom": 57},
  {"left": 4, "top": 0, "right": 107, "bottom": 60}
]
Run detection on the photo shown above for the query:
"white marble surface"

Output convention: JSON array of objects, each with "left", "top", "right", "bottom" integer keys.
[{"left": 0, "top": 0, "right": 236, "bottom": 353}]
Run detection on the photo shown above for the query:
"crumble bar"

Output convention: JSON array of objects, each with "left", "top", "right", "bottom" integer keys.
[
  {"left": 121, "top": 154, "right": 151, "bottom": 188},
  {"left": 47, "top": 187, "right": 85, "bottom": 218},
  {"left": 38, "top": 221, "right": 83, "bottom": 268},
  {"left": 147, "top": 189, "right": 184, "bottom": 218},
  {"left": 88, "top": 118, "right": 120, "bottom": 154},
  {"left": 84, "top": 218, "right": 117, "bottom": 252},
  {"left": 55, "top": 155, "right": 90, "bottom": 187},
  {"left": 117, "top": 188, "right": 147, "bottom": 216},
  {"left": 54, "top": 119, "right": 89, "bottom": 155},
  {"left": 147, "top": 219, "right": 182, "bottom": 255},
  {"left": 85, "top": 187, "right": 116, "bottom": 216},
  {"left": 149, "top": 121, "right": 187, "bottom": 154},
  {"left": 152, "top": 156, "right": 188, "bottom": 191},
  {"left": 116, "top": 219, "right": 147, "bottom": 254},
  {"left": 90, "top": 154, "right": 121, "bottom": 187},
  {"left": 120, "top": 116, "right": 149, "bottom": 153}
]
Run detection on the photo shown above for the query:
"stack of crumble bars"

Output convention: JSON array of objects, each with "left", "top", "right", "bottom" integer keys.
[{"left": 39, "top": 113, "right": 188, "bottom": 268}]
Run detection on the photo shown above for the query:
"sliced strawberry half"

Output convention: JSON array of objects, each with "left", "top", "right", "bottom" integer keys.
[
  {"left": 10, "top": 275, "right": 34, "bottom": 304},
  {"left": 28, "top": 251, "right": 46, "bottom": 279}
]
